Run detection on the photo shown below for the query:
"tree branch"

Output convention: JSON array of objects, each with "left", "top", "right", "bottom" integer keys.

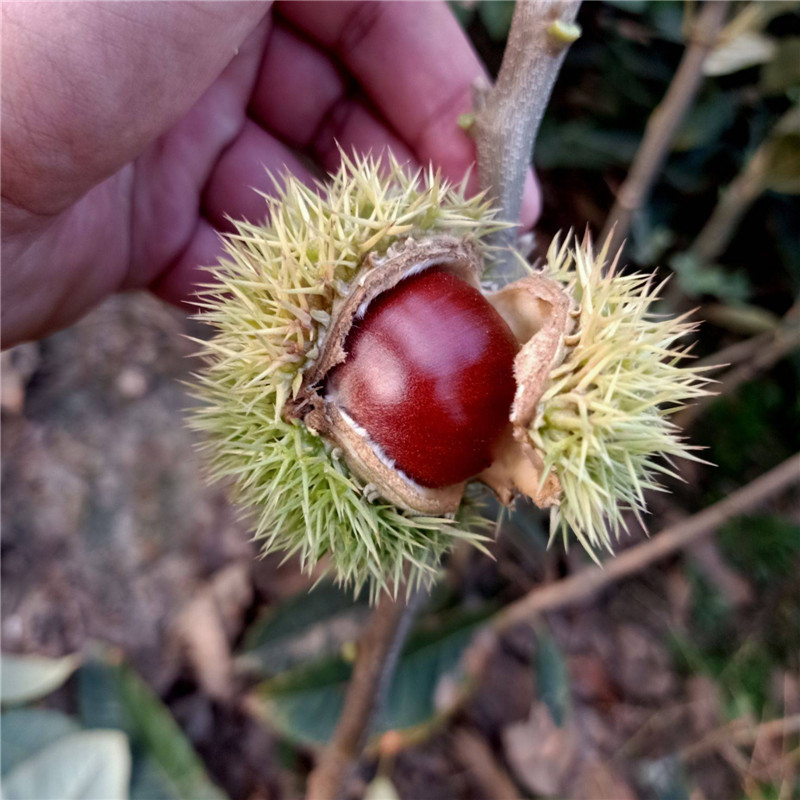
[
  {"left": 492, "top": 452, "right": 800, "bottom": 632},
  {"left": 474, "top": 0, "right": 582, "bottom": 278},
  {"left": 306, "top": 590, "right": 423, "bottom": 800},
  {"left": 689, "top": 138, "right": 771, "bottom": 264},
  {"left": 600, "top": 0, "right": 730, "bottom": 253}
]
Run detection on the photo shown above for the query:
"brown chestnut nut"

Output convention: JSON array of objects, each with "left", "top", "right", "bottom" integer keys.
[{"left": 326, "top": 269, "right": 519, "bottom": 488}]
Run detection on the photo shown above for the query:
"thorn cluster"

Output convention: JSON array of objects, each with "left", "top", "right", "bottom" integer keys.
[
  {"left": 190, "top": 153, "right": 498, "bottom": 598},
  {"left": 531, "top": 233, "right": 713, "bottom": 557}
]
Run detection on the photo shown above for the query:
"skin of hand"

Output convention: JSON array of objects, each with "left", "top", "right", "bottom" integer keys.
[{"left": 1, "top": 0, "right": 540, "bottom": 349}]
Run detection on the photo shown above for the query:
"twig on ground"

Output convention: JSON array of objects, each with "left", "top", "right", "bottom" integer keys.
[
  {"left": 492, "top": 452, "right": 800, "bottom": 632},
  {"left": 600, "top": 0, "right": 730, "bottom": 253},
  {"left": 473, "top": 0, "right": 582, "bottom": 278},
  {"left": 306, "top": 590, "right": 423, "bottom": 800},
  {"left": 452, "top": 728, "right": 524, "bottom": 800},
  {"left": 680, "top": 714, "right": 800, "bottom": 762}
]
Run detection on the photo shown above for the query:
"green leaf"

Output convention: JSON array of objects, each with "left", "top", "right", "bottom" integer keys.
[
  {"left": 1, "top": 729, "right": 131, "bottom": 800},
  {"left": 252, "top": 606, "right": 493, "bottom": 746},
  {"left": 477, "top": 0, "right": 516, "bottom": 41},
  {"left": 1, "top": 653, "right": 80, "bottom": 706},
  {"left": 535, "top": 627, "right": 572, "bottom": 728},
  {"left": 719, "top": 515, "right": 800, "bottom": 585},
  {"left": 78, "top": 655, "right": 228, "bottom": 800},
  {"left": 448, "top": 1, "right": 476, "bottom": 28},
  {"left": 669, "top": 253, "right": 751, "bottom": 303},
  {"left": 536, "top": 120, "right": 641, "bottom": 171},
  {"left": 238, "top": 581, "right": 370, "bottom": 676},
  {"left": 1, "top": 709, "right": 81, "bottom": 776}
]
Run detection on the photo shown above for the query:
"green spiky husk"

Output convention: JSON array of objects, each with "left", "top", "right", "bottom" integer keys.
[
  {"left": 190, "top": 153, "right": 500, "bottom": 597},
  {"left": 532, "top": 234, "right": 712, "bottom": 557}
]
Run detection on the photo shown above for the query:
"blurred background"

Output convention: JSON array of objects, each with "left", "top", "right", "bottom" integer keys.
[{"left": 2, "top": 2, "right": 799, "bottom": 799}]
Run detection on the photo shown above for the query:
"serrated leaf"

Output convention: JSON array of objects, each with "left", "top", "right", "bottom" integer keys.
[
  {"left": 251, "top": 606, "right": 493, "bottom": 746},
  {"left": 1, "top": 729, "right": 131, "bottom": 800},
  {"left": 238, "top": 581, "right": 370, "bottom": 675},
  {"left": 535, "top": 627, "right": 572, "bottom": 728},
  {"left": 1, "top": 709, "right": 81, "bottom": 775},
  {"left": 78, "top": 655, "right": 228, "bottom": 800},
  {"left": 1, "top": 653, "right": 80, "bottom": 706}
]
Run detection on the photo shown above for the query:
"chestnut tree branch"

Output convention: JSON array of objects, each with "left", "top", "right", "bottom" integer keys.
[
  {"left": 492, "top": 451, "right": 800, "bottom": 632},
  {"left": 474, "top": 0, "right": 582, "bottom": 277},
  {"left": 306, "top": 589, "right": 423, "bottom": 800},
  {"left": 600, "top": 0, "right": 730, "bottom": 253},
  {"left": 689, "top": 138, "right": 771, "bottom": 265}
]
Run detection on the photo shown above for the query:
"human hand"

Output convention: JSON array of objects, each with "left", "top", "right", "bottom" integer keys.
[{"left": 1, "top": 1, "right": 540, "bottom": 348}]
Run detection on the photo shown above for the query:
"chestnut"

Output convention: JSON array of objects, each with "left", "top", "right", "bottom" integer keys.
[{"left": 326, "top": 269, "right": 519, "bottom": 488}]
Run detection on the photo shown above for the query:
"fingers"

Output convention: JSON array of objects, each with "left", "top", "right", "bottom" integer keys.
[
  {"left": 275, "top": 1, "right": 482, "bottom": 181},
  {"left": 150, "top": 219, "right": 223, "bottom": 307},
  {"left": 272, "top": 1, "right": 539, "bottom": 227},
  {"left": 203, "top": 119, "right": 316, "bottom": 231},
  {"left": 129, "top": 16, "right": 273, "bottom": 288},
  {"left": 249, "top": 23, "right": 417, "bottom": 175}
]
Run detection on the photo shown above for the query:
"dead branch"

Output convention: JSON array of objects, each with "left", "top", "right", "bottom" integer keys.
[
  {"left": 680, "top": 713, "right": 800, "bottom": 762},
  {"left": 600, "top": 0, "right": 730, "bottom": 252},
  {"left": 474, "top": 0, "right": 582, "bottom": 278},
  {"left": 306, "top": 590, "right": 422, "bottom": 800},
  {"left": 452, "top": 728, "right": 524, "bottom": 800},
  {"left": 492, "top": 452, "right": 800, "bottom": 632}
]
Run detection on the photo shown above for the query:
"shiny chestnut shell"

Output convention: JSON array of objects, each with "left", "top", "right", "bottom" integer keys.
[{"left": 326, "top": 269, "right": 519, "bottom": 488}]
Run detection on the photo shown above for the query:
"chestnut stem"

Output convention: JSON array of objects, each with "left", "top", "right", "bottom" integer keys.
[
  {"left": 600, "top": 0, "right": 730, "bottom": 254},
  {"left": 305, "top": 588, "right": 424, "bottom": 800},
  {"left": 474, "top": 0, "right": 581, "bottom": 279}
]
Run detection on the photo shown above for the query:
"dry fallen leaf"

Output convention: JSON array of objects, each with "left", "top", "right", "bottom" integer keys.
[{"left": 502, "top": 702, "right": 578, "bottom": 796}]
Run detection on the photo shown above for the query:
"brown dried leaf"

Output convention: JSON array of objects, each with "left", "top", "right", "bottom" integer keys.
[{"left": 502, "top": 703, "right": 578, "bottom": 796}]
